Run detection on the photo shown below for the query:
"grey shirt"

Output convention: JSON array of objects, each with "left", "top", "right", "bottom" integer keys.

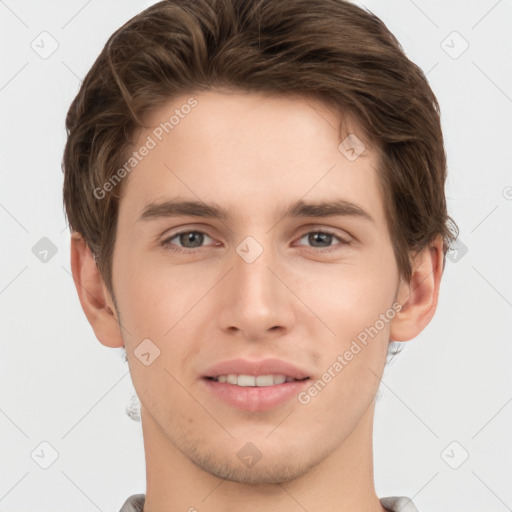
[{"left": 119, "top": 494, "right": 419, "bottom": 512}]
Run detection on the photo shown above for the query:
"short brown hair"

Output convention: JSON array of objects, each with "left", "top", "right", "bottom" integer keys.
[{"left": 62, "top": 0, "right": 458, "bottom": 298}]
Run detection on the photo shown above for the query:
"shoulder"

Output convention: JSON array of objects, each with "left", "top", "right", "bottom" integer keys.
[
  {"left": 380, "top": 496, "right": 419, "bottom": 512},
  {"left": 119, "top": 494, "right": 145, "bottom": 512},
  {"left": 119, "top": 494, "right": 419, "bottom": 512}
]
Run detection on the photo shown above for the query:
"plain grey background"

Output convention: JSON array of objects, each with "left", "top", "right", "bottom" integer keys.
[{"left": 1, "top": 0, "right": 511, "bottom": 511}]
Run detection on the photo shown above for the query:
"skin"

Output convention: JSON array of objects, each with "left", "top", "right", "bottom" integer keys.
[{"left": 71, "top": 90, "right": 444, "bottom": 512}]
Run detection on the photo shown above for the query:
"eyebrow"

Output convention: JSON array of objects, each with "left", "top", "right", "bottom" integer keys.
[{"left": 137, "top": 198, "right": 374, "bottom": 224}]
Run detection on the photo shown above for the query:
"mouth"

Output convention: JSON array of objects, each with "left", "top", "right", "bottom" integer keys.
[
  {"left": 204, "top": 374, "right": 310, "bottom": 386},
  {"left": 201, "top": 374, "right": 311, "bottom": 411},
  {"left": 200, "top": 358, "right": 312, "bottom": 410}
]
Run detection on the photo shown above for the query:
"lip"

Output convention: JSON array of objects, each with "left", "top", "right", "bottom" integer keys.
[
  {"left": 201, "top": 358, "right": 311, "bottom": 412},
  {"left": 202, "top": 358, "right": 310, "bottom": 380},
  {"left": 201, "top": 378, "right": 310, "bottom": 411}
]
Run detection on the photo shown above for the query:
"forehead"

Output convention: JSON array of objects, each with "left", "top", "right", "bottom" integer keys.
[{"left": 118, "top": 90, "right": 386, "bottom": 230}]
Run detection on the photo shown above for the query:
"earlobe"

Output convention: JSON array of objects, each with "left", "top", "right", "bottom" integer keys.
[
  {"left": 70, "top": 233, "right": 124, "bottom": 348},
  {"left": 390, "top": 235, "right": 444, "bottom": 342}
]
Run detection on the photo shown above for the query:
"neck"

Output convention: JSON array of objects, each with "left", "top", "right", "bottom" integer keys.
[{"left": 141, "top": 399, "right": 386, "bottom": 512}]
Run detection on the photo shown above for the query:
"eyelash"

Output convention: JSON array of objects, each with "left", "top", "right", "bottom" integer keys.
[{"left": 161, "top": 228, "right": 351, "bottom": 254}]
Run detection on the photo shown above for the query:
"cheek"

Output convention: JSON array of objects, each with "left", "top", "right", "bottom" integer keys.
[
  {"left": 117, "top": 262, "right": 196, "bottom": 411},
  {"left": 113, "top": 245, "right": 181, "bottom": 335},
  {"left": 291, "top": 248, "right": 396, "bottom": 394},
  {"left": 299, "top": 275, "right": 392, "bottom": 423},
  {"left": 115, "top": 256, "right": 207, "bottom": 374},
  {"left": 294, "top": 255, "right": 397, "bottom": 337}
]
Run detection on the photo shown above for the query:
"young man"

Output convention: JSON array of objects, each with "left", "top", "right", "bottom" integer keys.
[{"left": 62, "top": 0, "right": 458, "bottom": 510}]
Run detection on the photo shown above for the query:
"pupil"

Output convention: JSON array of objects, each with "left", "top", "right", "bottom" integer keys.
[
  {"left": 180, "top": 231, "right": 203, "bottom": 248},
  {"left": 310, "top": 232, "right": 331, "bottom": 247}
]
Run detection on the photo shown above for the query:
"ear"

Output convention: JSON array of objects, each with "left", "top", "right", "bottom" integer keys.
[
  {"left": 390, "top": 235, "right": 444, "bottom": 342},
  {"left": 70, "top": 233, "right": 124, "bottom": 348}
]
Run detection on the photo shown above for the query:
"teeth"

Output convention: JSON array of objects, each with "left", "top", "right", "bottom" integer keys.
[{"left": 213, "top": 374, "right": 292, "bottom": 386}]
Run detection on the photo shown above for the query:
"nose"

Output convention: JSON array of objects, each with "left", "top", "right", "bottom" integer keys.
[{"left": 216, "top": 240, "right": 297, "bottom": 341}]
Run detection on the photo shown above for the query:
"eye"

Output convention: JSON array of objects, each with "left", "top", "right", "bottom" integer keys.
[
  {"left": 295, "top": 229, "right": 350, "bottom": 252},
  {"left": 161, "top": 228, "right": 351, "bottom": 254},
  {"left": 162, "top": 230, "right": 216, "bottom": 253}
]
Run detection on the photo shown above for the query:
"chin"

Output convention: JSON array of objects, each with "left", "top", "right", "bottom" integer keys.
[{"left": 194, "top": 454, "right": 312, "bottom": 485}]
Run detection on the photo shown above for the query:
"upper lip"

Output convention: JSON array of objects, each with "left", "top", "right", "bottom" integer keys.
[{"left": 202, "top": 358, "right": 310, "bottom": 380}]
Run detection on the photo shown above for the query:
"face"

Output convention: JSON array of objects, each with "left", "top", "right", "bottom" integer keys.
[{"left": 110, "top": 90, "right": 402, "bottom": 484}]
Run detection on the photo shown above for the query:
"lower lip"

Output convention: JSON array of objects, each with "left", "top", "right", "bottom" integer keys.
[{"left": 201, "top": 378, "right": 310, "bottom": 411}]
